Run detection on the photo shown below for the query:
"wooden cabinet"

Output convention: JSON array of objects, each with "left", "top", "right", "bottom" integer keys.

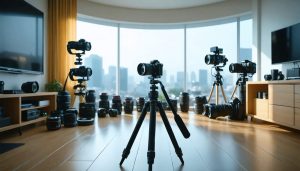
[
  {"left": 0, "top": 92, "right": 57, "bottom": 133},
  {"left": 247, "top": 80, "right": 300, "bottom": 130}
]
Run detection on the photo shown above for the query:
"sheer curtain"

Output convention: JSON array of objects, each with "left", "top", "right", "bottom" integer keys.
[{"left": 47, "top": 0, "right": 77, "bottom": 100}]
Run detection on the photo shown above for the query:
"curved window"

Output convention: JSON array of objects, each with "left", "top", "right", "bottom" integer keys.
[
  {"left": 77, "top": 17, "right": 252, "bottom": 102},
  {"left": 120, "top": 28, "right": 184, "bottom": 98}
]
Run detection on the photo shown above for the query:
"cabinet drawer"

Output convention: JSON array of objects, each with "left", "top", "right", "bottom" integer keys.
[
  {"left": 295, "top": 85, "right": 300, "bottom": 94},
  {"left": 269, "top": 85, "right": 294, "bottom": 107},
  {"left": 296, "top": 108, "right": 300, "bottom": 129},
  {"left": 255, "top": 99, "right": 268, "bottom": 119},
  {"left": 269, "top": 105, "right": 294, "bottom": 126}
]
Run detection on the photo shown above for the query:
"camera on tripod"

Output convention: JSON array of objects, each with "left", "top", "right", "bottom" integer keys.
[
  {"left": 229, "top": 60, "right": 256, "bottom": 75},
  {"left": 137, "top": 60, "right": 163, "bottom": 78},
  {"left": 205, "top": 46, "right": 228, "bottom": 67},
  {"left": 67, "top": 39, "right": 92, "bottom": 96},
  {"left": 69, "top": 66, "right": 92, "bottom": 81}
]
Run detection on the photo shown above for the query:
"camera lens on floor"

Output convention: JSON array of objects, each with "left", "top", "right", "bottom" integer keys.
[
  {"left": 124, "top": 97, "right": 134, "bottom": 114},
  {"left": 136, "top": 97, "right": 145, "bottom": 112},
  {"left": 64, "top": 108, "right": 78, "bottom": 127},
  {"left": 97, "top": 108, "right": 107, "bottom": 118},
  {"left": 79, "top": 103, "right": 96, "bottom": 119},
  {"left": 194, "top": 96, "right": 207, "bottom": 114},
  {"left": 179, "top": 92, "right": 189, "bottom": 112},
  {"left": 108, "top": 109, "right": 118, "bottom": 117},
  {"left": 112, "top": 95, "right": 122, "bottom": 114},
  {"left": 99, "top": 92, "right": 110, "bottom": 110}
]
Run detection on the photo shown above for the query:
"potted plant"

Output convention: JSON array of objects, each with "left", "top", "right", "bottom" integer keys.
[{"left": 45, "top": 80, "right": 63, "bottom": 92}]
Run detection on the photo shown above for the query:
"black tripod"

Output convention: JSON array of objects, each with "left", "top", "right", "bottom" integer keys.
[
  {"left": 229, "top": 73, "right": 248, "bottom": 120},
  {"left": 207, "top": 66, "right": 227, "bottom": 105},
  {"left": 120, "top": 77, "right": 190, "bottom": 171}
]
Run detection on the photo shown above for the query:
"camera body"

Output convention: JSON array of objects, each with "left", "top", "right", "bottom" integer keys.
[
  {"left": 69, "top": 66, "right": 92, "bottom": 81},
  {"left": 137, "top": 60, "right": 163, "bottom": 78},
  {"left": 205, "top": 46, "right": 228, "bottom": 66},
  {"left": 229, "top": 60, "right": 256, "bottom": 75},
  {"left": 67, "top": 39, "right": 91, "bottom": 55}
]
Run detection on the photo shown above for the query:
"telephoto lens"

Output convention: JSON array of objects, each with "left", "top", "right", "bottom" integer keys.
[
  {"left": 57, "top": 91, "right": 71, "bottom": 111},
  {"left": 108, "top": 109, "right": 118, "bottom": 117},
  {"left": 64, "top": 108, "right": 78, "bottom": 127},
  {"left": 97, "top": 108, "right": 107, "bottom": 118},
  {"left": 179, "top": 92, "right": 189, "bottom": 112},
  {"left": 112, "top": 95, "right": 122, "bottom": 114},
  {"left": 79, "top": 103, "right": 96, "bottom": 119},
  {"left": 123, "top": 97, "right": 134, "bottom": 114},
  {"left": 194, "top": 96, "right": 207, "bottom": 114},
  {"left": 136, "top": 97, "right": 145, "bottom": 112},
  {"left": 99, "top": 93, "right": 110, "bottom": 110},
  {"left": 85, "top": 90, "right": 96, "bottom": 103}
]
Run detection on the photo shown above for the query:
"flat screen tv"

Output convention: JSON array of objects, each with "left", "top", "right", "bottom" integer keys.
[
  {"left": 0, "top": 0, "right": 44, "bottom": 74},
  {"left": 272, "top": 22, "right": 300, "bottom": 64}
]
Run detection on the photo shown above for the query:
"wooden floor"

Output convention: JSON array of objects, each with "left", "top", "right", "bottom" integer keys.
[{"left": 1, "top": 112, "right": 300, "bottom": 171}]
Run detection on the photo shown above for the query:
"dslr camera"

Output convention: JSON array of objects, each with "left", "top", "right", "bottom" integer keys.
[
  {"left": 137, "top": 60, "right": 163, "bottom": 78},
  {"left": 69, "top": 66, "right": 92, "bottom": 81},
  {"left": 67, "top": 39, "right": 91, "bottom": 55},
  {"left": 229, "top": 60, "right": 256, "bottom": 75},
  {"left": 205, "top": 46, "right": 228, "bottom": 66}
]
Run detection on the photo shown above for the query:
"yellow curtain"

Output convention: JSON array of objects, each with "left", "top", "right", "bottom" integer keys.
[{"left": 47, "top": 0, "right": 77, "bottom": 99}]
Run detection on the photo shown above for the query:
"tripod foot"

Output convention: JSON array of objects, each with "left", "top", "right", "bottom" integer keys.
[
  {"left": 148, "top": 164, "right": 153, "bottom": 171},
  {"left": 119, "top": 148, "right": 130, "bottom": 165}
]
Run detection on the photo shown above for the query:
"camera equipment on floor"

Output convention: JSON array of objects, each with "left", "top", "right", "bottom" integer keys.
[
  {"left": 46, "top": 111, "right": 62, "bottom": 130},
  {"left": 59, "top": 39, "right": 95, "bottom": 125},
  {"left": 123, "top": 97, "right": 134, "bottom": 114},
  {"left": 179, "top": 92, "right": 189, "bottom": 112},
  {"left": 204, "top": 60, "right": 257, "bottom": 120},
  {"left": 194, "top": 96, "right": 207, "bottom": 114},
  {"left": 120, "top": 60, "right": 190, "bottom": 170},
  {"left": 112, "top": 95, "right": 122, "bottom": 114},
  {"left": 206, "top": 46, "right": 228, "bottom": 105}
]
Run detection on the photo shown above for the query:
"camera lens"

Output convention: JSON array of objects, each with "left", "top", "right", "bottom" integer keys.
[
  {"left": 99, "top": 92, "right": 110, "bottom": 110},
  {"left": 137, "top": 63, "right": 151, "bottom": 76},
  {"left": 57, "top": 91, "right": 71, "bottom": 111},
  {"left": 112, "top": 95, "right": 122, "bottom": 114},
  {"left": 194, "top": 96, "right": 207, "bottom": 114},
  {"left": 97, "top": 108, "right": 107, "bottom": 118},
  {"left": 124, "top": 97, "right": 134, "bottom": 114},
  {"left": 264, "top": 74, "right": 272, "bottom": 81},
  {"left": 64, "top": 109, "right": 78, "bottom": 127},
  {"left": 79, "top": 103, "right": 96, "bottom": 119},
  {"left": 21, "top": 81, "right": 39, "bottom": 93},
  {"left": 85, "top": 90, "right": 96, "bottom": 103},
  {"left": 179, "top": 92, "right": 189, "bottom": 112},
  {"left": 136, "top": 97, "right": 145, "bottom": 112},
  {"left": 108, "top": 109, "right": 118, "bottom": 117}
]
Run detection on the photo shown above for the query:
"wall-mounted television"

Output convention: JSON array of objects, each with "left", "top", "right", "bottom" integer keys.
[
  {"left": 0, "top": 0, "right": 44, "bottom": 74},
  {"left": 272, "top": 22, "right": 300, "bottom": 64}
]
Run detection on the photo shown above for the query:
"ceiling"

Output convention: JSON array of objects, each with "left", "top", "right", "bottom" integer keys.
[{"left": 88, "top": 0, "right": 225, "bottom": 10}]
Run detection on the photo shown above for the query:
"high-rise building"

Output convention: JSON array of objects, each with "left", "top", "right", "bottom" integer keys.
[
  {"left": 84, "top": 54, "right": 103, "bottom": 88},
  {"left": 199, "top": 69, "right": 208, "bottom": 87},
  {"left": 120, "top": 67, "right": 128, "bottom": 92}
]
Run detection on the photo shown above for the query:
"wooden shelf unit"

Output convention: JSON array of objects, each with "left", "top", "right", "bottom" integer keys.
[
  {"left": 246, "top": 80, "right": 300, "bottom": 130},
  {"left": 0, "top": 92, "right": 57, "bottom": 133}
]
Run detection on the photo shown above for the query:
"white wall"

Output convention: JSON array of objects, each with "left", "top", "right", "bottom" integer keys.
[
  {"left": 0, "top": 0, "right": 48, "bottom": 91},
  {"left": 77, "top": 0, "right": 251, "bottom": 24},
  {"left": 254, "top": 0, "right": 300, "bottom": 80}
]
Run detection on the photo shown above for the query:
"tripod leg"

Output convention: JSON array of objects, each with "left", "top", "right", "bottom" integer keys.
[
  {"left": 230, "top": 84, "right": 238, "bottom": 100},
  {"left": 220, "top": 85, "right": 228, "bottom": 103},
  {"left": 147, "top": 101, "right": 157, "bottom": 170},
  {"left": 207, "top": 84, "right": 215, "bottom": 103},
  {"left": 120, "top": 102, "right": 150, "bottom": 165},
  {"left": 157, "top": 102, "right": 184, "bottom": 164},
  {"left": 216, "top": 85, "right": 219, "bottom": 105}
]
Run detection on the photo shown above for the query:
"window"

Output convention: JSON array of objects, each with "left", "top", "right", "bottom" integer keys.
[
  {"left": 186, "top": 22, "right": 237, "bottom": 103},
  {"left": 120, "top": 28, "right": 184, "bottom": 99},
  {"left": 77, "top": 17, "right": 252, "bottom": 104},
  {"left": 77, "top": 20, "right": 117, "bottom": 96}
]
